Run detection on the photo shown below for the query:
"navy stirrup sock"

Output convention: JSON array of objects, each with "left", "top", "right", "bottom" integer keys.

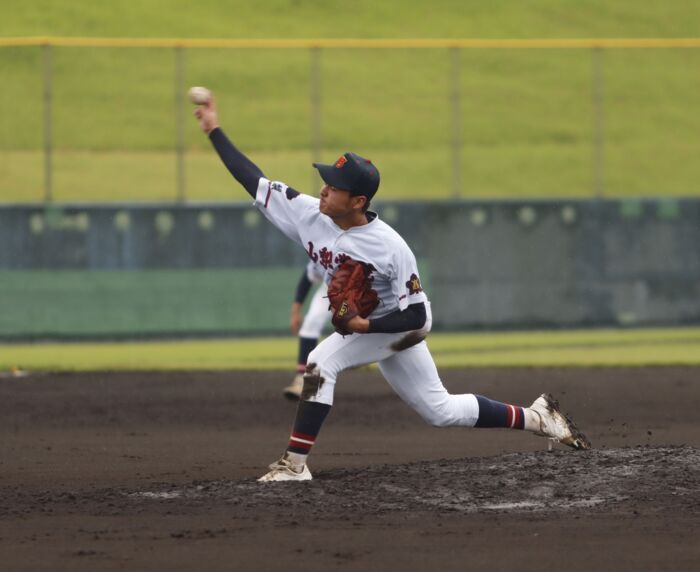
[
  {"left": 287, "top": 400, "right": 331, "bottom": 455},
  {"left": 474, "top": 395, "right": 525, "bottom": 429}
]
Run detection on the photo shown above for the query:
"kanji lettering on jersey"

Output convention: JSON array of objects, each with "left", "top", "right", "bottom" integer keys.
[
  {"left": 319, "top": 247, "right": 334, "bottom": 270},
  {"left": 307, "top": 242, "right": 319, "bottom": 263}
]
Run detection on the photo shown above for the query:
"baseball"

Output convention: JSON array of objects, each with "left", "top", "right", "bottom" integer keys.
[{"left": 188, "top": 86, "right": 211, "bottom": 105}]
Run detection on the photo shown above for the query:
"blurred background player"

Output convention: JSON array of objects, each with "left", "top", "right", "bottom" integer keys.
[{"left": 283, "top": 260, "right": 331, "bottom": 400}]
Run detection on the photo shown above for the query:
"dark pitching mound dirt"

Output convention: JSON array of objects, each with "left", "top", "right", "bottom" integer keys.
[
  {"left": 1, "top": 367, "right": 699, "bottom": 571},
  {"left": 123, "top": 445, "right": 698, "bottom": 517}
]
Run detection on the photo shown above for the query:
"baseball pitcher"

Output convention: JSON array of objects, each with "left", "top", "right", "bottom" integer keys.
[{"left": 193, "top": 91, "right": 591, "bottom": 482}]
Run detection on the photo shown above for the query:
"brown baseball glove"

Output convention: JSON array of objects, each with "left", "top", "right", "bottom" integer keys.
[{"left": 327, "top": 259, "right": 379, "bottom": 335}]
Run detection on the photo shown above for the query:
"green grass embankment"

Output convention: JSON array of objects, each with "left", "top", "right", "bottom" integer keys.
[{"left": 1, "top": 1, "right": 700, "bottom": 201}]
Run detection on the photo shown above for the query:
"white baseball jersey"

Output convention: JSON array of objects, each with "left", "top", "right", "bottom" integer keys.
[{"left": 255, "top": 178, "right": 428, "bottom": 319}]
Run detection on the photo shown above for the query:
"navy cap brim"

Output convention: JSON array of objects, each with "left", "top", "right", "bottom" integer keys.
[{"left": 313, "top": 162, "right": 354, "bottom": 192}]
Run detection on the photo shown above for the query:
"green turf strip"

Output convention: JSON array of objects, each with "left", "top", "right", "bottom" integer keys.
[{"left": 2, "top": 328, "right": 699, "bottom": 372}]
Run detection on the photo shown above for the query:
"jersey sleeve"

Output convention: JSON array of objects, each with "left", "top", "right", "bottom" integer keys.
[
  {"left": 254, "top": 177, "right": 319, "bottom": 246},
  {"left": 391, "top": 242, "right": 428, "bottom": 311}
]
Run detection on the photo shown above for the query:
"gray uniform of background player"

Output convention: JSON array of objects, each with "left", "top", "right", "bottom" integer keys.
[{"left": 283, "top": 261, "right": 330, "bottom": 399}]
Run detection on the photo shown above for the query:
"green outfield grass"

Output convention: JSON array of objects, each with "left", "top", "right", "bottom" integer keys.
[
  {"left": 2, "top": 328, "right": 699, "bottom": 372},
  {"left": 1, "top": 1, "right": 700, "bottom": 201},
  {"left": 3, "top": 1, "right": 700, "bottom": 41}
]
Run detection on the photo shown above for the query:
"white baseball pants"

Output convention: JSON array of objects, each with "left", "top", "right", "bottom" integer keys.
[{"left": 305, "top": 305, "right": 479, "bottom": 427}]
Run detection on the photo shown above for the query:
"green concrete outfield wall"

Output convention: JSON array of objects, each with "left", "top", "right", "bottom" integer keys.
[
  {"left": 0, "top": 269, "right": 305, "bottom": 338},
  {"left": 0, "top": 267, "right": 432, "bottom": 339}
]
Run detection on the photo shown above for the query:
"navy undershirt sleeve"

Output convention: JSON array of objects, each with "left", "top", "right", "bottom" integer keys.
[
  {"left": 208, "top": 127, "right": 264, "bottom": 198},
  {"left": 294, "top": 269, "right": 313, "bottom": 304},
  {"left": 367, "top": 302, "right": 426, "bottom": 334}
]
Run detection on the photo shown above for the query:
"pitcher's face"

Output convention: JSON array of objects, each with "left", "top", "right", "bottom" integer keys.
[{"left": 319, "top": 184, "right": 364, "bottom": 218}]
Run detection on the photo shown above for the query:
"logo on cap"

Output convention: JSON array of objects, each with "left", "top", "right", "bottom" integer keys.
[{"left": 334, "top": 156, "right": 348, "bottom": 169}]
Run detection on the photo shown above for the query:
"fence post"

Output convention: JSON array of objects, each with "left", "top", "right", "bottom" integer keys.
[
  {"left": 42, "top": 43, "right": 53, "bottom": 202},
  {"left": 310, "top": 46, "right": 322, "bottom": 192},
  {"left": 450, "top": 47, "right": 461, "bottom": 198},
  {"left": 592, "top": 47, "right": 605, "bottom": 197},
  {"left": 175, "top": 45, "right": 186, "bottom": 202}
]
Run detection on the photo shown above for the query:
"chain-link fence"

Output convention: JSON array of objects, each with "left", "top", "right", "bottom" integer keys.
[{"left": 2, "top": 38, "right": 700, "bottom": 202}]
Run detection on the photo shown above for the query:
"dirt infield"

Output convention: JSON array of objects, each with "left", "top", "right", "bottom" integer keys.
[{"left": 1, "top": 367, "right": 699, "bottom": 571}]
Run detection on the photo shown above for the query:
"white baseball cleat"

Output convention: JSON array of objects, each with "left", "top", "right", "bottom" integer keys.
[
  {"left": 257, "top": 455, "right": 312, "bottom": 482},
  {"left": 530, "top": 393, "right": 591, "bottom": 450},
  {"left": 283, "top": 373, "right": 303, "bottom": 401}
]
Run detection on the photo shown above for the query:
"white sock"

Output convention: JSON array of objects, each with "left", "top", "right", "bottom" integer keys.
[
  {"left": 523, "top": 408, "right": 542, "bottom": 432},
  {"left": 284, "top": 451, "right": 308, "bottom": 468}
]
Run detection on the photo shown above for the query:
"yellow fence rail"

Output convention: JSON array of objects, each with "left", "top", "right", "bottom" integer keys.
[{"left": 1, "top": 36, "right": 700, "bottom": 49}]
